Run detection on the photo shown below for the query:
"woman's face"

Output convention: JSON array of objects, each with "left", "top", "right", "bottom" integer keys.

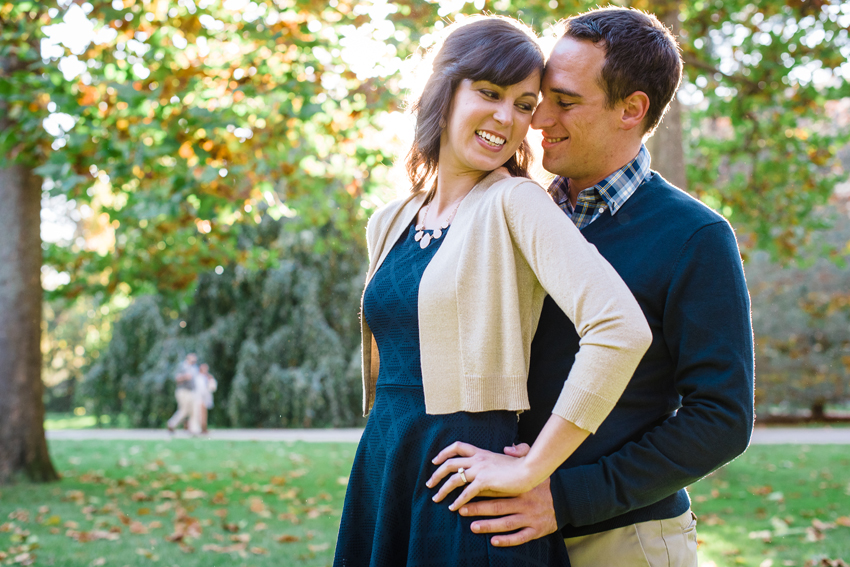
[{"left": 438, "top": 71, "right": 541, "bottom": 177}]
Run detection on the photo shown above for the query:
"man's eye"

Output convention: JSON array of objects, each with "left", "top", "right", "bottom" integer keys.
[{"left": 558, "top": 101, "right": 574, "bottom": 109}]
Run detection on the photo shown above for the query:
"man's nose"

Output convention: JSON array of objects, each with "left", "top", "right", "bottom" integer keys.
[{"left": 531, "top": 99, "right": 554, "bottom": 129}]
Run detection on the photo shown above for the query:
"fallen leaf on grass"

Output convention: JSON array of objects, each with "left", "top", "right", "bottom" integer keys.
[
  {"left": 0, "top": 523, "right": 13, "bottom": 532},
  {"left": 202, "top": 543, "right": 247, "bottom": 555},
  {"left": 211, "top": 492, "right": 228, "bottom": 505},
  {"left": 250, "top": 547, "right": 269, "bottom": 555},
  {"left": 277, "top": 512, "right": 300, "bottom": 524},
  {"left": 182, "top": 488, "right": 206, "bottom": 500},
  {"left": 336, "top": 477, "right": 349, "bottom": 486},
  {"left": 91, "top": 558, "right": 106, "bottom": 566},
  {"left": 41, "top": 515, "right": 61, "bottom": 526},
  {"left": 7, "top": 510, "right": 29, "bottom": 522},
  {"left": 131, "top": 492, "right": 152, "bottom": 502},
  {"left": 700, "top": 514, "right": 724, "bottom": 526},
  {"left": 66, "top": 529, "right": 120, "bottom": 542},
  {"left": 230, "top": 533, "right": 250, "bottom": 543},
  {"left": 147, "top": 521, "right": 163, "bottom": 529},
  {"left": 11, "top": 552, "right": 35, "bottom": 565},
  {"left": 253, "top": 522, "right": 268, "bottom": 531},
  {"left": 276, "top": 534, "right": 300, "bottom": 543},
  {"left": 836, "top": 516, "right": 850, "bottom": 527},
  {"left": 748, "top": 530, "right": 772, "bottom": 542},
  {"left": 308, "top": 543, "right": 330, "bottom": 552},
  {"left": 135, "top": 548, "right": 159, "bottom": 561},
  {"left": 129, "top": 521, "right": 149, "bottom": 534}
]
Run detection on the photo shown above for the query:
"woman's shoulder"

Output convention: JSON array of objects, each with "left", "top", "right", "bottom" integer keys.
[
  {"left": 482, "top": 172, "right": 553, "bottom": 210},
  {"left": 365, "top": 191, "right": 426, "bottom": 244}
]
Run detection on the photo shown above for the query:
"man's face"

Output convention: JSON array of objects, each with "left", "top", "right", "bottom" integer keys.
[
  {"left": 187, "top": 354, "right": 197, "bottom": 364},
  {"left": 532, "top": 37, "right": 625, "bottom": 187}
]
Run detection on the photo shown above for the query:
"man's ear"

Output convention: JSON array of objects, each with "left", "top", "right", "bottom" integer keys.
[{"left": 620, "top": 91, "right": 650, "bottom": 131}]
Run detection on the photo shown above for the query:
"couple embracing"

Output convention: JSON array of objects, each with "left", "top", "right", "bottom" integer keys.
[{"left": 335, "top": 7, "right": 754, "bottom": 567}]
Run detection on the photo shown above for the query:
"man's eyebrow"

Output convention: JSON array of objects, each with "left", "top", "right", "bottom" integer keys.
[{"left": 549, "top": 87, "right": 583, "bottom": 99}]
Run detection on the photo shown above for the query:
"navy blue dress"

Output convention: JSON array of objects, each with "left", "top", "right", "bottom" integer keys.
[{"left": 334, "top": 224, "right": 570, "bottom": 567}]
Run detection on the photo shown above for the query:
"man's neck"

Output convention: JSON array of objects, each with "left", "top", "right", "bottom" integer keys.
[{"left": 565, "top": 145, "right": 644, "bottom": 206}]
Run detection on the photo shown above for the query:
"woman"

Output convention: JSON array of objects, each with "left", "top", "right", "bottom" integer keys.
[{"left": 334, "top": 16, "right": 651, "bottom": 567}]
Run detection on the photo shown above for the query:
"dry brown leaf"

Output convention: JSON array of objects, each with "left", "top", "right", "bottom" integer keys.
[
  {"left": 276, "top": 534, "right": 300, "bottom": 543},
  {"left": 270, "top": 476, "right": 287, "bottom": 486},
  {"left": 182, "top": 488, "right": 206, "bottom": 500},
  {"left": 836, "top": 516, "right": 850, "bottom": 527},
  {"left": 90, "top": 558, "right": 106, "bottom": 566},
  {"left": 211, "top": 492, "right": 228, "bottom": 505},
  {"left": 147, "top": 521, "right": 163, "bottom": 530},
  {"left": 278, "top": 512, "right": 300, "bottom": 524},
  {"left": 131, "top": 492, "right": 152, "bottom": 502},
  {"left": 250, "top": 546, "right": 269, "bottom": 555},
  {"left": 129, "top": 521, "right": 148, "bottom": 534},
  {"left": 135, "top": 548, "right": 159, "bottom": 561},
  {"left": 308, "top": 543, "right": 330, "bottom": 552},
  {"left": 230, "top": 533, "right": 250, "bottom": 543}
]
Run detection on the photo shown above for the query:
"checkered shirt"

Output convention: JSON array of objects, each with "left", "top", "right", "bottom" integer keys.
[{"left": 548, "top": 145, "right": 651, "bottom": 230}]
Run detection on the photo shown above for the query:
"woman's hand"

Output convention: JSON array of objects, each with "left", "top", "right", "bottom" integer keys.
[{"left": 425, "top": 442, "right": 537, "bottom": 511}]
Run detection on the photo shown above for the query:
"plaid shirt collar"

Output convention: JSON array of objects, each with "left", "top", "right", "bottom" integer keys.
[{"left": 548, "top": 144, "right": 651, "bottom": 229}]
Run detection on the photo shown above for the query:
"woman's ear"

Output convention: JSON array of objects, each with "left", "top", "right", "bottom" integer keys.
[{"left": 620, "top": 91, "right": 650, "bottom": 131}]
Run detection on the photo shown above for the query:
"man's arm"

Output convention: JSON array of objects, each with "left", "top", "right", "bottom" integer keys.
[{"left": 464, "top": 221, "right": 754, "bottom": 542}]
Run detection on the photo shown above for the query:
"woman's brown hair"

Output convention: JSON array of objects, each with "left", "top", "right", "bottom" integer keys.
[{"left": 405, "top": 16, "right": 544, "bottom": 194}]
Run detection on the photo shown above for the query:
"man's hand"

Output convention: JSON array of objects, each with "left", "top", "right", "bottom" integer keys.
[{"left": 458, "top": 443, "right": 559, "bottom": 547}]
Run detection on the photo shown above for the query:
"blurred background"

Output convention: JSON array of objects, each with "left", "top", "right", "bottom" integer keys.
[{"left": 2, "top": 0, "right": 849, "bottom": 431}]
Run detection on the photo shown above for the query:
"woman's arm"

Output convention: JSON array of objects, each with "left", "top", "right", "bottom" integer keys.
[
  {"left": 428, "top": 414, "right": 587, "bottom": 510},
  {"left": 428, "top": 179, "right": 651, "bottom": 510}
]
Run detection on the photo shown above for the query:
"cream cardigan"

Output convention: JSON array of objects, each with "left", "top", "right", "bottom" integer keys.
[{"left": 360, "top": 169, "right": 651, "bottom": 433}]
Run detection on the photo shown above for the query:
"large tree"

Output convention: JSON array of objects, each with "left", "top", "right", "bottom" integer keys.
[{"left": 0, "top": 5, "right": 58, "bottom": 483}]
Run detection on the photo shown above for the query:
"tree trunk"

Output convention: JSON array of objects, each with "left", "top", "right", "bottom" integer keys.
[
  {"left": 645, "top": 6, "right": 688, "bottom": 192},
  {"left": 0, "top": 52, "right": 59, "bottom": 484}
]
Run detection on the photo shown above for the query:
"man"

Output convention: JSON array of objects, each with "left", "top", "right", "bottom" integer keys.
[
  {"left": 457, "top": 8, "right": 754, "bottom": 565},
  {"left": 167, "top": 353, "right": 200, "bottom": 435}
]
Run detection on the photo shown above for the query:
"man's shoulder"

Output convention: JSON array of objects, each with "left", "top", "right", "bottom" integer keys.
[{"left": 635, "top": 172, "right": 730, "bottom": 231}]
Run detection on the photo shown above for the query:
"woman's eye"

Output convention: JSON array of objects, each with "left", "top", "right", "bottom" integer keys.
[
  {"left": 516, "top": 103, "right": 534, "bottom": 112},
  {"left": 480, "top": 90, "right": 499, "bottom": 99}
]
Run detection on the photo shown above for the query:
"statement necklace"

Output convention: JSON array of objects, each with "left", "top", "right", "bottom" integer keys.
[{"left": 414, "top": 193, "right": 466, "bottom": 250}]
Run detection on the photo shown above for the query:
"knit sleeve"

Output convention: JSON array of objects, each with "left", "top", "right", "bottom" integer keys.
[
  {"left": 503, "top": 180, "right": 651, "bottom": 433},
  {"left": 548, "top": 220, "right": 754, "bottom": 528}
]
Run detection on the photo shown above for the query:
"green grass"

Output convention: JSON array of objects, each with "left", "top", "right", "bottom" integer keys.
[
  {"left": 44, "top": 413, "right": 133, "bottom": 430},
  {"left": 2, "top": 442, "right": 848, "bottom": 566},
  {"left": 0, "top": 440, "right": 355, "bottom": 566},
  {"left": 691, "top": 445, "right": 850, "bottom": 566}
]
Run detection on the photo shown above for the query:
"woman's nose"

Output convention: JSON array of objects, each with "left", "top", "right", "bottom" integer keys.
[{"left": 493, "top": 102, "right": 513, "bottom": 126}]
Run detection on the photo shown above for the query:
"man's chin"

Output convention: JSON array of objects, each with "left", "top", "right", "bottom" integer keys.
[{"left": 541, "top": 154, "right": 569, "bottom": 178}]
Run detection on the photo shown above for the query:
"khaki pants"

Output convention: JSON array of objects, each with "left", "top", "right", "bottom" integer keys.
[
  {"left": 564, "top": 510, "right": 698, "bottom": 567},
  {"left": 167, "top": 389, "right": 200, "bottom": 434}
]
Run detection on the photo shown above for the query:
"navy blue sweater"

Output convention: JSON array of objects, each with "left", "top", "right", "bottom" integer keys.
[{"left": 519, "top": 172, "right": 755, "bottom": 538}]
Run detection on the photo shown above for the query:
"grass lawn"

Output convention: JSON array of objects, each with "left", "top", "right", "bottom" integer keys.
[{"left": 1, "top": 441, "right": 848, "bottom": 566}]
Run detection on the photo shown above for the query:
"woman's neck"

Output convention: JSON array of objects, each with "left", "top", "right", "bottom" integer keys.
[{"left": 430, "top": 168, "right": 487, "bottom": 216}]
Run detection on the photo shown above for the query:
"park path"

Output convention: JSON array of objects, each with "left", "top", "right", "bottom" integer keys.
[{"left": 45, "top": 426, "right": 850, "bottom": 444}]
